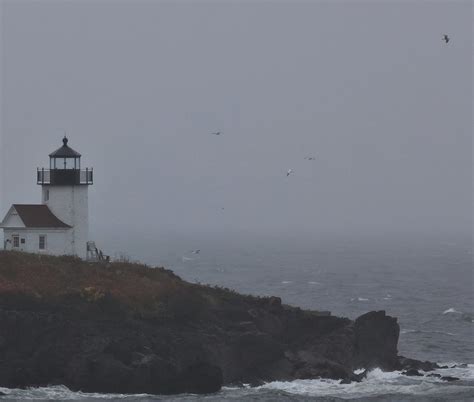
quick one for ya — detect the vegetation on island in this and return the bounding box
[0,250,265,320]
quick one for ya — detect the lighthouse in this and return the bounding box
[0,137,93,259]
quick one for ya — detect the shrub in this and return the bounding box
[80,286,105,302]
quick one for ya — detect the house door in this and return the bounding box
[12,235,20,250]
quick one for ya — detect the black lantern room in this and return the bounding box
[49,136,81,169]
[37,137,93,185]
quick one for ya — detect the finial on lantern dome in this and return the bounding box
[63,136,68,146]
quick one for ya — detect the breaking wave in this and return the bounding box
[252,365,474,399]
[442,308,474,323]
[1,365,473,400]
[401,329,457,336]
[443,307,462,315]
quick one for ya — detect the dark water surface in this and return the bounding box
[2,234,473,400]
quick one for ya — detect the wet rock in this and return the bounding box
[451,363,468,368]
[351,369,368,382]
[402,369,423,376]
[354,311,399,370]
[175,362,223,394]
[398,356,440,372]
[66,354,133,393]
[440,376,460,382]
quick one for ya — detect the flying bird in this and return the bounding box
[304,156,316,161]
[443,34,450,44]
[191,249,201,254]
[286,169,294,177]
[212,132,221,136]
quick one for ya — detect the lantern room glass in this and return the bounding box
[50,156,81,170]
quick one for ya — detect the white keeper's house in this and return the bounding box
[0,137,93,259]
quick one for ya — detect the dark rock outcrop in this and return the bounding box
[402,369,423,377]
[354,311,399,370]
[397,356,442,371]
[0,251,441,394]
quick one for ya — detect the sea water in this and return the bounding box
[1,234,473,400]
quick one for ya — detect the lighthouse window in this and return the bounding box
[64,158,76,169]
[44,189,49,202]
[39,235,46,250]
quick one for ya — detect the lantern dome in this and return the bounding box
[49,136,81,158]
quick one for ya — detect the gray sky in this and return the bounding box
[1,1,472,248]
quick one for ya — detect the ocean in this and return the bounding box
[1,234,473,400]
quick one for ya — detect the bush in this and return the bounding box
[80,286,105,302]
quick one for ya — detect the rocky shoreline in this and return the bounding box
[0,251,453,394]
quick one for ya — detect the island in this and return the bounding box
[0,251,443,394]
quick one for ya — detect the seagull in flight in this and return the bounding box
[212,131,221,136]
[286,169,294,177]
[191,249,201,254]
[443,34,450,44]
[304,156,316,161]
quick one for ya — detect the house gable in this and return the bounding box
[0,206,26,228]
[0,205,71,229]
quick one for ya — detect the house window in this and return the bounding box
[39,235,46,250]
[21,238,25,244]
[12,235,19,248]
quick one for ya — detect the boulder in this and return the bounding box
[440,376,460,382]
[402,369,423,377]
[354,311,399,370]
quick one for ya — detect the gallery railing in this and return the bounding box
[37,168,93,185]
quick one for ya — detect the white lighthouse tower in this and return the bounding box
[0,137,93,258]
[38,137,93,258]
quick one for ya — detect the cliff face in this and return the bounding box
[0,251,429,394]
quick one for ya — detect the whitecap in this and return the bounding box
[358,297,369,302]
[281,281,293,284]
[257,367,474,399]
[434,363,474,380]
[443,308,462,315]
[0,385,148,399]
[400,329,456,336]
[308,281,321,285]
[431,330,456,336]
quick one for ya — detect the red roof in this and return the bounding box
[12,204,71,228]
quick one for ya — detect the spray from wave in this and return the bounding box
[252,365,474,399]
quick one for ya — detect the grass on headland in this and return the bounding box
[0,250,261,319]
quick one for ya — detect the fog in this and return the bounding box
[1,1,472,254]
